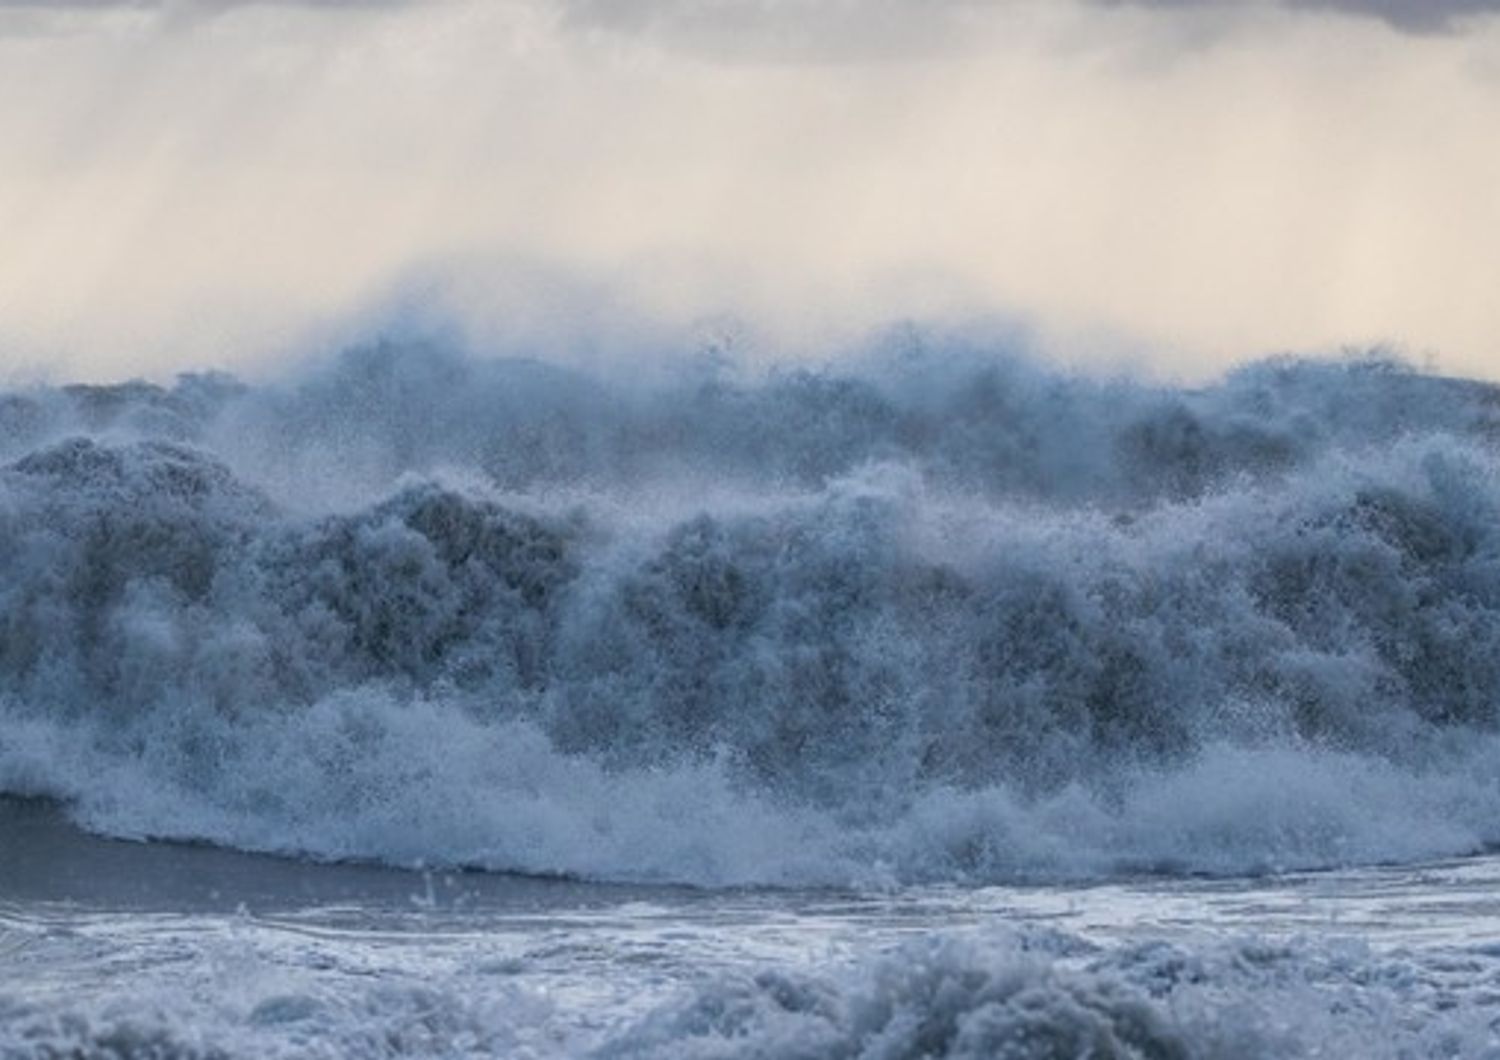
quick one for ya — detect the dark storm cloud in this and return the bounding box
[1098,0,1500,32]
[1293,0,1500,31]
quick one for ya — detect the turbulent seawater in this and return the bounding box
[5,339,1500,1055]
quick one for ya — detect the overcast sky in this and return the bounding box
[1,0,1497,381]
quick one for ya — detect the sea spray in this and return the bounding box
[4,342,1500,884]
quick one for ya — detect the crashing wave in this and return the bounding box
[3,341,1500,884]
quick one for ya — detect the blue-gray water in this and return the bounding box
[5,339,1500,1055]
[6,799,1500,1057]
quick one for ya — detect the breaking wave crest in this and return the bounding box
[4,339,1500,885]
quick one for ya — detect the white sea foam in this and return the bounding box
[4,918,1495,1059]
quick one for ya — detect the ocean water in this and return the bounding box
[4,339,1500,1056]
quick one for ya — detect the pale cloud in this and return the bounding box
[0,0,1497,383]
[0,0,404,7]
[555,0,999,62]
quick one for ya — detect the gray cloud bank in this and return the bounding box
[1108,0,1500,32]
[551,0,1500,67]
[2,0,1498,34]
